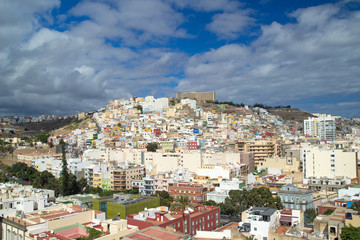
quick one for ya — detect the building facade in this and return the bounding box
[302,147,358,180]
[304,116,336,141]
[236,140,281,166]
[278,184,314,210]
[110,166,145,191]
[127,205,220,236]
[168,182,208,203]
[176,91,216,102]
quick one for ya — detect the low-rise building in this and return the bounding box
[168,182,208,203]
[305,177,352,192]
[131,176,156,196]
[312,202,358,240]
[206,178,244,203]
[0,203,106,240]
[127,205,220,236]
[239,207,279,240]
[278,184,314,211]
[0,184,54,217]
[93,193,160,219]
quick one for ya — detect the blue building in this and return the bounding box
[278,184,313,210]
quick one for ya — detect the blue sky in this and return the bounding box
[1,0,360,117]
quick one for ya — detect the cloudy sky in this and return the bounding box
[1,0,360,117]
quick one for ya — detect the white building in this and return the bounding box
[239,207,279,240]
[0,184,54,217]
[206,178,244,203]
[131,176,156,196]
[196,165,233,180]
[302,146,358,179]
[304,116,336,141]
[338,186,360,200]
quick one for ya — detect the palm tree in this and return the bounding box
[170,195,194,234]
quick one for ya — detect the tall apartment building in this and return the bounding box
[176,91,216,102]
[236,140,281,166]
[304,116,336,141]
[110,166,145,191]
[302,147,358,180]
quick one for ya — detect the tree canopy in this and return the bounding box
[36,132,50,144]
[219,187,283,217]
[155,190,173,207]
[146,142,158,152]
[170,195,193,233]
[60,139,71,196]
[351,201,360,214]
[304,208,317,223]
[340,225,360,240]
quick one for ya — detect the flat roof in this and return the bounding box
[127,226,185,240]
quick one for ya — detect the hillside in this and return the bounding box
[267,108,314,122]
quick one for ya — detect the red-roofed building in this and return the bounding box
[127,205,220,236]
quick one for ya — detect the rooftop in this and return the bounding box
[125,226,186,240]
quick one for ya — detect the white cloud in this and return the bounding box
[0,0,60,50]
[206,10,255,39]
[178,2,360,117]
[170,0,242,12]
[69,0,187,45]
[0,0,187,115]
[1,0,359,118]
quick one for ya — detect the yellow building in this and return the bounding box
[93,172,103,188]
[176,91,216,102]
[261,156,300,172]
[236,140,281,166]
[110,166,145,191]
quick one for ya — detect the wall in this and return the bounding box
[47,210,94,230]
[107,197,160,219]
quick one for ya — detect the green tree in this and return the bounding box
[125,188,139,194]
[323,209,334,215]
[219,187,283,217]
[304,208,317,223]
[134,105,143,113]
[33,171,55,189]
[77,226,104,240]
[60,139,71,196]
[36,132,50,144]
[146,142,158,152]
[0,172,9,183]
[10,162,28,174]
[170,195,193,233]
[48,138,54,148]
[203,200,218,206]
[155,190,173,207]
[70,173,80,195]
[78,177,89,192]
[351,201,360,214]
[340,225,360,240]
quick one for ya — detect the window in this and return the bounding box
[254,227,257,231]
